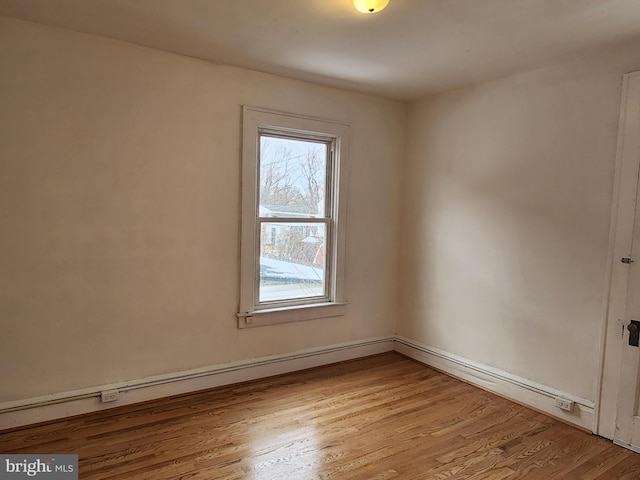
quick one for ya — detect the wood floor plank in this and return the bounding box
[2,352,640,479]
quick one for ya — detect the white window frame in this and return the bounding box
[237,107,349,328]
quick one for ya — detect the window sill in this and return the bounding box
[236,302,348,329]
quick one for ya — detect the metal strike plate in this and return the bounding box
[628,320,640,347]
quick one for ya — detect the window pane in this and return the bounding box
[259,222,327,302]
[259,136,327,218]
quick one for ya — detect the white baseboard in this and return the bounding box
[614,439,640,454]
[0,337,395,430]
[394,336,596,432]
[1,336,597,433]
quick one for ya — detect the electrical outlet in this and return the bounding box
[555,397,574,412]
[101,389,119,403]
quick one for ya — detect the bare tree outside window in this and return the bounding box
[259,137,326,216]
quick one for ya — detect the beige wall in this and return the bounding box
[400,40,640,413]
[0,17,405,402]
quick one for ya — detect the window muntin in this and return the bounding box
[239,107,349,327]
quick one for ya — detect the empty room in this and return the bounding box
[3,0,640,478]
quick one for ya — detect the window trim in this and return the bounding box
[238,107,349,328]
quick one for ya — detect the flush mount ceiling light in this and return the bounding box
[353,0,390,14]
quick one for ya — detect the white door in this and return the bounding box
[616,195,640,450]
[611,72,640,452]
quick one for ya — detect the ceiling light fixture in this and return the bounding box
[353,0,390,14]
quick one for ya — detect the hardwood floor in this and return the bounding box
[2,353,640,479]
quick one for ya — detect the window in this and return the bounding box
[238,107,349,328]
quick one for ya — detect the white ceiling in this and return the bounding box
[2,0,640,101]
